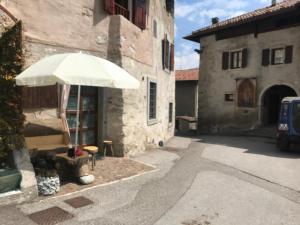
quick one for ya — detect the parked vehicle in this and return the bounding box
[277,97,300,151]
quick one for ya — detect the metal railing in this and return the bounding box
[114,2,129,19]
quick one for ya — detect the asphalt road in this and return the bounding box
[1,136,300,225]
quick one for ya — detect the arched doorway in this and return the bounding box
[261,85,297,126]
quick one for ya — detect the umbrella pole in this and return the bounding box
[75,85,81,152]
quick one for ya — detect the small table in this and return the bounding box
[83,146,98,171]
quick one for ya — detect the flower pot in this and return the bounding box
[36,175,60,196]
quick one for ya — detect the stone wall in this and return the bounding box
[107,1,175,155]
[5,0,110,53]
[198,26,300,133]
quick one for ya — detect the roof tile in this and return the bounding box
[176,69,199,81]
[187,0,300,39]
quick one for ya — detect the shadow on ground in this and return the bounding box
[195,135,300,159]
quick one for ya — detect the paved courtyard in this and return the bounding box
[1,136,300,225]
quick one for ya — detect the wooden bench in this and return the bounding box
[25,134,69,153]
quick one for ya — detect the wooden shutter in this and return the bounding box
[170,43,174,71]
[242,48,248,68]
[285,46,293,64]
[22,85,58,109]
[222,52,229,70]
[262,49,270,66]
[134,1,146,29]
[230,52,235,69]
[271,49,275,65]
[162,39,165,69]
[104,0,115,15]
[165,38,170,69]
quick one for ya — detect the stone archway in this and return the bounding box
[261,85,297,126]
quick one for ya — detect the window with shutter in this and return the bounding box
[223,49,248,70]
[230,51,242,69]
[162,35,173,71]
[285,46,293,64]
[222,52,229,70]
[271,48,285,65]
[148,79,157,122]
[262,49,270,66]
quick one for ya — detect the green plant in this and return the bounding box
[0,21,24,162]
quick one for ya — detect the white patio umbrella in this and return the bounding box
[16,52,139,149]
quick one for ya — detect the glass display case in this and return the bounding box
[66,86,98,146]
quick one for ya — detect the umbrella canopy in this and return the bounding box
[16,53,140,149]
[16,53,140,89]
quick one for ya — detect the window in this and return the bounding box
[272,48,285,64]
[262,46,293,66]
[166,0,174,15]
[231,51,242,69]
[292,102,300,133]
[162,35,174,71]
[225,94,234,102]
[169,103,173,123]
[104,0,147,30]
[222,48,248,70]
[280,103,289,118]
[153,19,157,38]
[148,80,157,121]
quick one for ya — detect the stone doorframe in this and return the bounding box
[258,83,299,127]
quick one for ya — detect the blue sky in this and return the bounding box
[175,0,280,70]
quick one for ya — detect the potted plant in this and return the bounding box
[0,21,25,194]
[0,119,22,194]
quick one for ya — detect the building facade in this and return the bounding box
[175,69,199,118]
[3,0,175,156]
[185,0,300,134]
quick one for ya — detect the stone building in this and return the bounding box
[185,0,300,134]
[3,0,175,155]
[176,68,199,118]
[0,0,174,204]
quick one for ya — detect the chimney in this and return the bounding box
[271,0,277,6]
[212,17,219,25]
